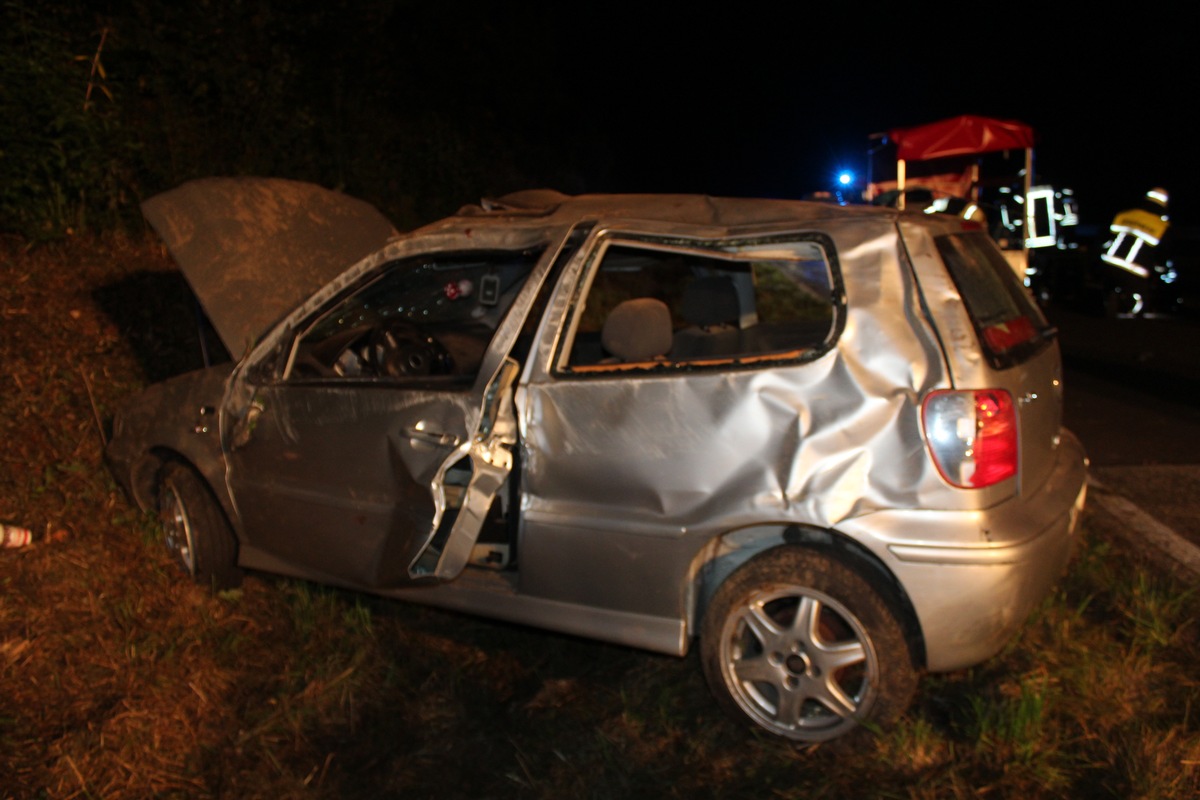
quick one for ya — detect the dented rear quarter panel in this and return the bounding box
[512,214,958,625]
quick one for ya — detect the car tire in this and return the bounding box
[158,461,243,590]
[700,545,917,743]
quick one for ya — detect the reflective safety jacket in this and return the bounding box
[1102,206,1170,278]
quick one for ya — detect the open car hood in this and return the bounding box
[142,177,399,355]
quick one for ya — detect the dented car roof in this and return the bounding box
[143,179,900,354]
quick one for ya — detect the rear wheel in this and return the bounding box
[158,462,243,590]
[700,546,917,742]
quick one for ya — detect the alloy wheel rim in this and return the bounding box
[161,484,197,576]
[720,585,878,741]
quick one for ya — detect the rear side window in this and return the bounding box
[935,232,1055,369]
[557,237,840,373]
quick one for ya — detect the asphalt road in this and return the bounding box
[1050,307,1200,557]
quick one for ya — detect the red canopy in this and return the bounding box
[889,115,1035,162]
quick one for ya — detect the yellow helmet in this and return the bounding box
[1146,187,1169,207]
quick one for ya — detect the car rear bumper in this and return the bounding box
[841,429,1089,671]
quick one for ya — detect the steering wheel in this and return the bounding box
[366,321,453,377]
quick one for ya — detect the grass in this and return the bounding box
[2,234,1200,798]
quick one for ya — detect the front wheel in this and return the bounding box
[700,546,917,742]
[158,462,243,590]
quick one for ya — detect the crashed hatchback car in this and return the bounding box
[107,178,1088,742]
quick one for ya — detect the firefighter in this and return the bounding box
[1101,188,1173,316]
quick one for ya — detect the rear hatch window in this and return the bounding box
[935,232,1056,369]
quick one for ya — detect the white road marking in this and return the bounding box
[1087,475,1200,576]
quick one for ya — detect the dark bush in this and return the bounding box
[0,1,609,238]
[0,1,134,238]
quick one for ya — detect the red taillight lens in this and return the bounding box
[922,389,1017,488]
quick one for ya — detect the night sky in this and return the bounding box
[450,4,1196,228]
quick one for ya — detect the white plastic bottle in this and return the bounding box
[1,524,33,548]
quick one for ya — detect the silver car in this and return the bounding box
[106,178,1088,743]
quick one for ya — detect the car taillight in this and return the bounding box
[922,389,1017,488]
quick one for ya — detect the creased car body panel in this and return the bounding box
[221,222,577,586]
[105,364,235,519]
[513,217,952,622]
[223,382,477,586]
[142,177,399,355]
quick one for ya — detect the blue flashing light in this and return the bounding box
[837,170,855,187]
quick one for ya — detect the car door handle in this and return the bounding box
[403,424,460,447]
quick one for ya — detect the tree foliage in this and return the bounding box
[0,1,133,238]
[0,0,609,237]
